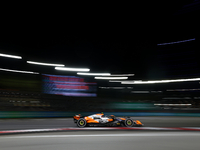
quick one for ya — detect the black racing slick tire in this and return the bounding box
[124,119,134,127]
[77,118,87,128]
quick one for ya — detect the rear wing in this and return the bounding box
[74,114,82,120]
[74,114,80,117]
[73,114,83,123]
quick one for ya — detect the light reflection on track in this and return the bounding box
[0,131,200,150]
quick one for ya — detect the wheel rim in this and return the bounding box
[79,120,85,125]
[127,120,132,125]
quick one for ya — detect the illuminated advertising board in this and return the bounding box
[42,74,97,97]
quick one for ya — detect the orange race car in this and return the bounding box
[73,113,143,128]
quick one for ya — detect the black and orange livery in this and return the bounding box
[73,113,143,128]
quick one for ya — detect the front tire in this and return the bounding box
[124,119,134,127]
[77,118,87,128]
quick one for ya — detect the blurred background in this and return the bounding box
[0,1,199,118]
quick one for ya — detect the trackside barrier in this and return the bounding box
[1,111,200,118]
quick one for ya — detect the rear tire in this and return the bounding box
[77,118,87,128]
[124,119,134,127]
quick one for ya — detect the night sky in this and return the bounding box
[0,1,198,80]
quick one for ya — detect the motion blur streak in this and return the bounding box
[154,104,192,106]
[95,77,128,80]
[157,38,195,45]
[109,80,128,82]
[0,53,22,59]
[131,91,150,93]
[27,61,65,67]
[55,67,90,72]
[4,133,200,139]
[105,74,134,76]
[167,89,200,91]
[121,77,200,84]
[99,87,132,89]
[77,72,111,76]
[0,68,39,74]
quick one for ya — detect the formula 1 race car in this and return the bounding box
[73,113,143,128]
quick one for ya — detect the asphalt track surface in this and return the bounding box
[0,117,200,150]
[0,116,200,130]
[1,131,200,150]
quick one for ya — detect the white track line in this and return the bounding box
[1,127,200,134]
[4,133,200,139]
